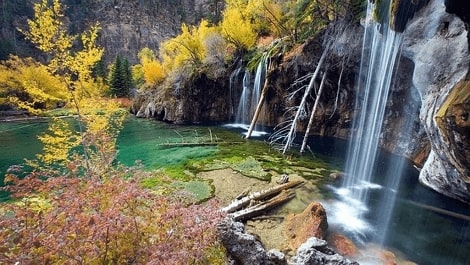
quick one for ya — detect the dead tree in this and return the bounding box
[300,70,328,153]
[270,42,331,154]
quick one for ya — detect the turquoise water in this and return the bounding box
[116,117,217,169]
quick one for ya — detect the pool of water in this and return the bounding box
[1,117,469,264]
[306,136,470,265]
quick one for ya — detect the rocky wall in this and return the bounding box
[402,0,470,203]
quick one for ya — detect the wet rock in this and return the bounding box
[284,202,328,250]
[327,233,358,257]
[329,172,347,181]
[291,237,359,265]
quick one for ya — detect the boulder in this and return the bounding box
[290,237,359,265]
[284,202,328,250]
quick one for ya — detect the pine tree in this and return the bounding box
[109,55,129,97]
[121,57,133,95]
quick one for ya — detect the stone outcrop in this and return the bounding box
[0,0,217,64]
[402,0,470,203]
[132,72,230,123]
[284,202,328,250]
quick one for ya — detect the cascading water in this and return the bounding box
[229,62,243,118]
[234,54,268,125]
[327,0,405,244]
[235,71,252,124]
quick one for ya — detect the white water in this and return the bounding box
[235,71,252,124]
[234,54,268,125]
[328,0,406,243]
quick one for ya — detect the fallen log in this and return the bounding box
[221,179,304,213]
[230,189,296,221]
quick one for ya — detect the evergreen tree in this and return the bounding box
[121,57,133,94]
[92,59,107,80]
[109,55,132,97]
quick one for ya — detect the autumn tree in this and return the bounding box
[0,56,68,114]
[133,47,165,88]
[220,1,257,52]
[18,0,103,99]
[160,19,225,82]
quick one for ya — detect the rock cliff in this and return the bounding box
[0,0,219,63]
[402,0,470,203]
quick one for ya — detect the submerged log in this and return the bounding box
[221,179,304,214]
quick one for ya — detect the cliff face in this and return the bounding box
[402,0,470,203]
[0,0,219,64]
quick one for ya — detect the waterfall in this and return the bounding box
[235,71,252,124]
[344,2,403,200]
[229,63,242,119]
[328,0,405,244]
[234,54,268,125]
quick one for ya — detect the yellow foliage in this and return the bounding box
[220,7,257,50]
[36,117,81,165]
[20,0,103,103]
[143,60,165,85]
[136,47,165,86]
[67,24,104,84]
[0,56,68,114]
[161,19,217,74]
[19,0,73,56]
[15,196,52,213]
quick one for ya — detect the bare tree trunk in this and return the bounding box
[300,71,328,153]
[281,44,330,154]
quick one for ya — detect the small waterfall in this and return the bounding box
[328,0,405,244]
[229,63,243,118]
[234,54,268,125]
[235,71,252,124]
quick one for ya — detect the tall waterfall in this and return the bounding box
[329,0,405,243]
[344,1,403,200]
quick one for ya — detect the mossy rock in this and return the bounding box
[173,180,213,202]
[232,156,270,180]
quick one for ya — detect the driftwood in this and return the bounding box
[230,190,296,221]
[221,179,304,221]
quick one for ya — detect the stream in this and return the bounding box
[0,116,469,265]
